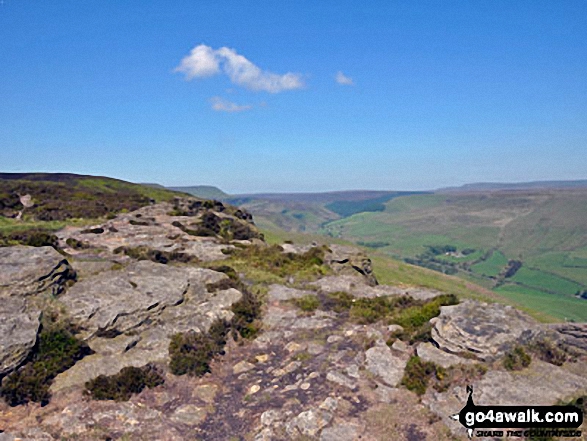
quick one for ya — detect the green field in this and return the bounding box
[495,284,587,322]
[470,251,508,277]
[247,189,587,322]
[510,267,583,296]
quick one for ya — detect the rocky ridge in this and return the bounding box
[0,198,585,440]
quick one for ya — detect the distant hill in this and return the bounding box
[0,173,180,221]
[439,180,587,192]
[169,185,229,200]
[227,190,421,204]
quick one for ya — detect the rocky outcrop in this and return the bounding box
[51,262,242,392]
[431,300,539,360]
[0,297,41,376]
[325,244,378,286]
[416,342,475,368]
[0,246,74,298]
[550,322,587,352]
[311,273,445,301]
[59,260,227,338]
[268,284,315,302]
[56,200,263,263]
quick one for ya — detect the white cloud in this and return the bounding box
[175,44,304,93]
[335,71,354,86]
[174,44,220,79]
[210,96,252,113]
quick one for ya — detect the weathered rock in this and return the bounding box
[431,300,539,360]
[416,342,475,368]
[311,274,444,301]
[286,408,333,437]
[550,322,587,353]
[326,370,357,390]
[52,264,242,392]
[59,260,226,338]
[192,384,218,404]
[0,246,74,297]
[320,423,360,441]
[365,345,408,387]
[233,360,255,375]
[268,284,315,302]
[0,297,41,376]
[56,201,253,262]
[325,244,378,286]
[391,339,409,353]
[170,404,208,425]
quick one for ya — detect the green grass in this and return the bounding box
[470,251,508,277]
[510,267,584,296]
[525,251,587,286]
[494,284,587,322]
[0,217,93,235]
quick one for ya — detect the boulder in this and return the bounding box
[365,345,408,387]
[59,260,226,338]
[52,264,242,392]
[0,297,41,376]
[431,300,539,360]
[0,246,74,297]
[325,244,378,286]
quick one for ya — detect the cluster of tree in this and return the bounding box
[403,244,468,275]
[576,290,587,300]
[501,260,523,278]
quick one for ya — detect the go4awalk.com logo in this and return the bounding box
[451,386,584,438]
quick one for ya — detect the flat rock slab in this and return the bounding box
[0,297,41,376]
[59,260,227,338]
[416,342,476,369]
[310,275,399,298]
[431,300,538,360]
[0,246,66,297]
[310,275,443,301]
[550,322,587,353]
[268,284,315,302]
[320,423,361,441]
[365,345,408,387]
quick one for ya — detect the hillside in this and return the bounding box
[0,176,587,441]
[228,186,587,322]
[169,185,229,200]
[0,174,585,440]
[0,173,179,223]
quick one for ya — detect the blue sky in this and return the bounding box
[1,1,586,193]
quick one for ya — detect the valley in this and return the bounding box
[178,184,587,322]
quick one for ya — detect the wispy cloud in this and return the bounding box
[335,71,354,86]
[210,96,252,113]
[175,44,304,93]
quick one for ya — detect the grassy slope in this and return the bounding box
[253,190,587,322]
[257,222,559,323]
